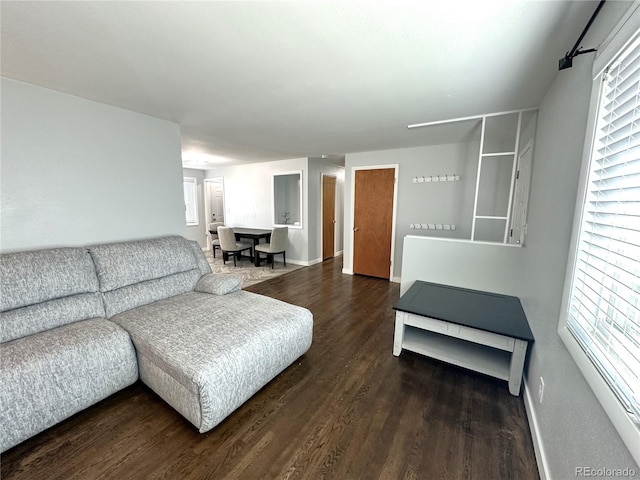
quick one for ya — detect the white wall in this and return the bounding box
[400,236,523,296]
[307,160,345,264]
[182,168,207,247]
[344,142,480,278]
[0,78,185,252]
[205,157,309,264]
[518,2,639,477]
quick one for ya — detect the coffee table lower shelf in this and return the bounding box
[401,326,512,381]
[394,311,528,395]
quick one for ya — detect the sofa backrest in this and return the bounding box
[0,248,105,343]
[89,236,211,317]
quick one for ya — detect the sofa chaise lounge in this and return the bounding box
[0,235,313,452]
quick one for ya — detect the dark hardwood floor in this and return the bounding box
[1,257,539,480]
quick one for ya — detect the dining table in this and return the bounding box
[209,227,272,267]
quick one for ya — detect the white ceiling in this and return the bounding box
[1,1,600,168]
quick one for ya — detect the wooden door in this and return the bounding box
[353,168,395,279]
[322,175,336,260]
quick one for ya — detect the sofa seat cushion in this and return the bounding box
[110,290,313,433]
[0,319,139,452]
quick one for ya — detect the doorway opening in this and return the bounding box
[204,177,225,250]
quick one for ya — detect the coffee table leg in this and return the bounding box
[508,340,528,396]
[253,239,259,266]
[393,312,405,356]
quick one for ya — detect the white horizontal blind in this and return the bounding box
[183,177,198,226]
[567,34,640,422]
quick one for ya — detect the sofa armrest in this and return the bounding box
[194,274,242,295]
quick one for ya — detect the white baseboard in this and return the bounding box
[287,259,309,266]
[336,250,344,256]
[523,379,550,480]
[308,257,323,266]
[391,276,401,283]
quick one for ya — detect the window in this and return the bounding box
[183,177,199,226]
[559,26,640,463]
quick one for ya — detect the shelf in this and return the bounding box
[481,152,515,157]
[474,215,508,220]
[402,326,511,381]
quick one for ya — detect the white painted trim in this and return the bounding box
[203,177,224,250]
[471,118,485,240]
[559,327,640,466]
[593,2,640,78]
[286,258,310,266]
[342,267,354,275]
[349,164,399,281]
[403,234,522,248]
[523,379,550,480]
[273,170,303,229]
[335,249,344,256]
[391,276,401,283]
[308,257,323,266]
[503,111,522,243]
[407,107,538,129]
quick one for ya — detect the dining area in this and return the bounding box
[209,224,288,269]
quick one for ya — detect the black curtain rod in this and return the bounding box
[559,0,606,70]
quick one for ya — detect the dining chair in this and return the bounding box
[209,222,224,258]
[217,226,252,267]
[255,227,288,269]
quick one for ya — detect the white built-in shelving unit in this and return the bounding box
[408,108,537,245]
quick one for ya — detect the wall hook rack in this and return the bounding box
[413,174,459,183]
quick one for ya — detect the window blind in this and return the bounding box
[183,177,198,225]
[567,33,640,422]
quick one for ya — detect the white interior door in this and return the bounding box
[509,140,533,245]
[204,177,225,249]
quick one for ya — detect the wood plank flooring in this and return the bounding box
[1,257,539,479]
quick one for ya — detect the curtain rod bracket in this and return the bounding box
[558,0,606,70]
[559,47,599,70]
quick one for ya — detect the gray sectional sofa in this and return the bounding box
[0,236,313,452]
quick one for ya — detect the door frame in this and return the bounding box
[321,173,337,261]
[348,164,399,281]
[203,177,224,250]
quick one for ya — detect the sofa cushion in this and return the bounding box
[194,273,242,296]
[1,293,105,344]
[0,318,138,452]
[188,240,213,276]
[0,247,100,312]
[102,270,202,318]
[89,236,202,292]
[89,236,212,317]
[110,290,313,433]
[0,248,105,342]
